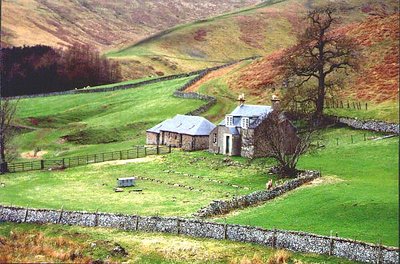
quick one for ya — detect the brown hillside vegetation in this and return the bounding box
[197,12,399,104]
[1,0,262,51]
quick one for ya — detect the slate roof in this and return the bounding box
[230,104,272,117]
[219,104,272,126]
[147,115,216,136]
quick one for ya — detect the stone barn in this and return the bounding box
[209,95,297,158]
[146,115,216,151]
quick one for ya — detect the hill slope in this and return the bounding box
[1,0,261,51]
[107,0,302,78]
[108,0,398,79]
[13,77,204,159]
[182,5,399,122]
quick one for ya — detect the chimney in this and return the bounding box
[237,93,246,106]
[271,94,280,111]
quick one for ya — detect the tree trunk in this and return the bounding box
[0,137,7,174]
[315,71,326,120]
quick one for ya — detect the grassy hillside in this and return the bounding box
[2,125,398,246]
[107,0,301,78]
[1,0,261,51]
[13,77,204,159]
[0,223,356,263]
[181,8,399,122]
[0,151,277,216]
[220,128,399,246]
[108,0,398,78]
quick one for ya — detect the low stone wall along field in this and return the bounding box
[0,205,398,264]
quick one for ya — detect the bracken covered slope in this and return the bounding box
[183,2,399,122]
[1,0,262,51]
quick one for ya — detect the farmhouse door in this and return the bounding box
[224,135,231,155]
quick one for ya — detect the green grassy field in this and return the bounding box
[0,151,276,216]
[0,222,357,263]
[220,128,399,246]
[2,125,398,246]
[325,100,399,123]
[13,76,204,160]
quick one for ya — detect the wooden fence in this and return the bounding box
[325,99,368,110]
[5,145,171,173]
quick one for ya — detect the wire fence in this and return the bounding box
[325,99,368,110]
[312,132,392,149]
[5,145,171,173]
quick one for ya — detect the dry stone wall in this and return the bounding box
[194,170,321,218]
[6,56,259,100]
[0,205,398,263]
[325,115,399,134]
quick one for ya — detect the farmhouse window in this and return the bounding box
[213,133,217,143]
[226,115,233,127]
[241,117,250,129]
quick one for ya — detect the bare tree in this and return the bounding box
[256,111,312,178]
[279,6,360,119]
[0,97,18,173]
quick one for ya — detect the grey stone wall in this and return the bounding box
[162,131,181,147]
[241,128,255,158]
[325,116,399,134]
[194,171,321,218]
[208,126,242,156]
[181,135,209,151]
[146,132,159,145]
[0,205,398,263]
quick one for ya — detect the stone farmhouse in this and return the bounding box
[209,94,287,158]
[146,114,216,151]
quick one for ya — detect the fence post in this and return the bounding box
[0,162,8,173]
[272,228,276,248]
[157,145,160,155]
[23,207,29,222]
[62,158,65,168]
[177,219,180,235]
[94,209,99,226]
[329,230,334,256]
[119,151,122,160]
[57,206,64,224]
[376,241,383,264]
[135,216,139,231]
[144,147,147,156]
[169,145,172,153]
[136,146,139,158]
[365,103,368,110]
[364,133,366,141]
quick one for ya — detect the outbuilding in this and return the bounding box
[146,115,216,151]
